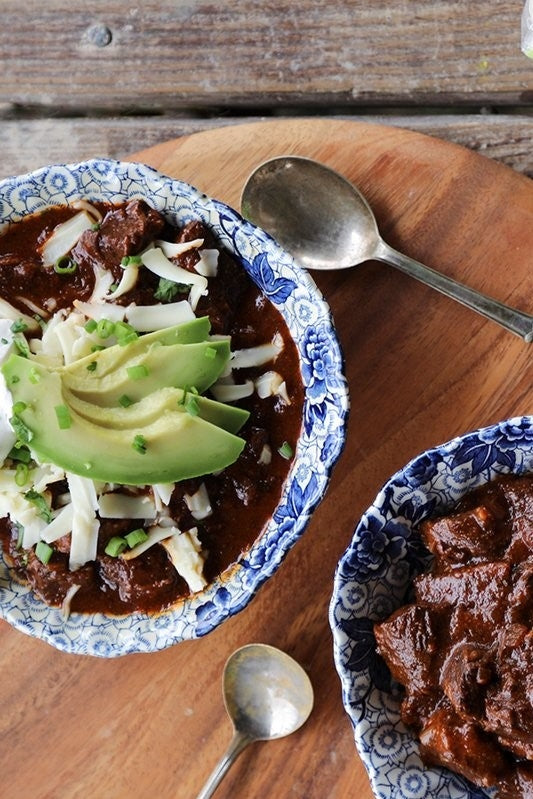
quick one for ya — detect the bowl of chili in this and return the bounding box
[330,416,533,799]
[0,158,348,656]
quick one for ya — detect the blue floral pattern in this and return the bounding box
[330,416,533,799]
[0,159,349,657]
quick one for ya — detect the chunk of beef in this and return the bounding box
[98,546,182,607]
[72,199,165,273]
[421,504,510,568]
[419,703,511,788]
[501,477,533,561]
[498,762,533,799]
[415,561,511,645]
[439,641,494,722]
[506,560,533,626]
[375,604,441,727]
[484,624,533,754]
[24,548,94,606]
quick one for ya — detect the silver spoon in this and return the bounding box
[241,155,533,342]
[195,643,314,799]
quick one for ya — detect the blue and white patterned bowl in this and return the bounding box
[0,158,349,657]
[330,416,533,799]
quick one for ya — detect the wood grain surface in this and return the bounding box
[1,119,532,799]
[0,1,529,110]
[4,114,533,184]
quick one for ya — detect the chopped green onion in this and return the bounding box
[10,415,33,444]
[0,338,7,344]
[125,528,148,548]
[8,445,31,463]
[91,344,105,352]
[54,404,72,430]
[96,318,116,339]
[24,489,52,523]
[278,441,294,460]
[132,434,147,454]
[184,393,200,416]
[119,394,133,408]
[13,335,30,358]
[204,346,217,360]
[15,462,29,486]
[86,361,97,372]
[121,255,143,267]
[109,283,118,293]
[114,321,138,346]
[91,222,101,232]
[36,541,54,564]
[10,318,28,333]
[12,401,27,415]
[33,315,46,331]
[54,256,78,274]
[105,536,128,557]
[28,366,41,384]
[84,319,97,333]
[127,364,149,380]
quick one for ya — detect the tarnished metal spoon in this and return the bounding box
[195,643,314,799]
[241,155,533,342]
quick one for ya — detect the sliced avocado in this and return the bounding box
[62,339,230,406]
[65,385,250,434]
[2,355,245,485]
[62,316,212,379]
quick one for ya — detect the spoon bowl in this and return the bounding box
[196,643,314,798]
[241,155,533,342]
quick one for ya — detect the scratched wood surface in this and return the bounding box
[0,118,531,799]
[0,0,530,109]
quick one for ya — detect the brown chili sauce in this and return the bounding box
[0,200,304,615]
[375,474,533,799]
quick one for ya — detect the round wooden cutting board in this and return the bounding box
[1,119,532,799]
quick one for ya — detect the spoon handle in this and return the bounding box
[376,240,533,342]
[195,730,252,799]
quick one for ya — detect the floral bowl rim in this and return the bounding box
[329,415,533,799]
[0,157,349,657]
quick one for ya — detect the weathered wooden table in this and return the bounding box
[1,4,532,799]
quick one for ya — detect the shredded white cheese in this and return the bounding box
[153,483,174,510]
[258,444,272,465]
[106,264,139,300]
[231,340,283,370]
[195,249,219,278]
[184,483,212,521]
[41,503,74,543]
[121,524,176,560]
[155,238,204,258]
[0,491,48,548]
[0,299,40,332]
[141,248,208,312]
[160,527,207,593]
[67,473,99,570]
[254,370,291,404]
[89,266,115,304]
[61,583,81,620]
[40,211,93,266]
[210,379,254,403]
[125,300,195,331]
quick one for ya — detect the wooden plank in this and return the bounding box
[2,114,533,182]
[1,1,531,111]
